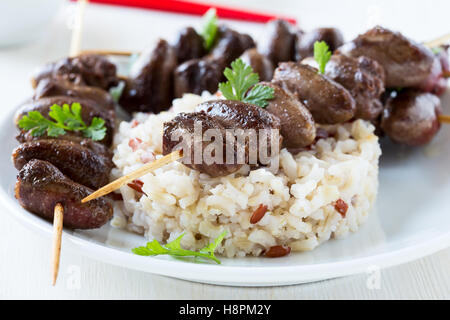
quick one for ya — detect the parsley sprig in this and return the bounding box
[219,58,274,108]
[132,230,227,264]
[18,103,107,141]
[314,41,332,74]
[200,8,218,51]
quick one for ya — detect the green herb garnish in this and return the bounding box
[18,103,107,141]
[431,46,443,55]
[219,58,275,108]
[132,230,227,264]
[314,41,332,74]
[200,8,218,51]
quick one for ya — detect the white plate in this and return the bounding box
[2,88,450,286]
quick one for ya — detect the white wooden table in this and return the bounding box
[0,0,449,299]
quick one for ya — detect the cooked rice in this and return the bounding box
[111,94,381,257]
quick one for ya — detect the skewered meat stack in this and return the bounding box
[13,54,120,229]
[83,21,450,202]
[11,8,450,265]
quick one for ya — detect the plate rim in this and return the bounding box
[2,185,449,286]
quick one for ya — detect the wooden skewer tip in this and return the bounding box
[81,150,183,203]
[424,33,450,48]
[51,203,64,286]
[438,115,450,124]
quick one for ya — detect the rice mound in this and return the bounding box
[111,94,381,257]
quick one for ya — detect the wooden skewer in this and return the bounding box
[70,0,89,57]
[51,203,64,286]
[80,49,136,57]
[50,0,89,286]
[81,150,183,203]
[424,33,450,49]
[438,115,450,124]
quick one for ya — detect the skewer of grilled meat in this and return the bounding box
[337,26,445,93]
[32,53,119,90]
[14,70,117,229]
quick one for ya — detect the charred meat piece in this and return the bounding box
[295,27,344,61]
[240,48,274,81]
[12,139,113,189]
[260,82,316,148]
[258,19,296,67]
[163,111,244,177]
[15,159,113,229]
[119,39,177,113]
[174,58,223,97]
[196,99,282,161]
[16,96,115,146]
[338,26,441,89]
[208,25,255,68]
[273,62,356,124]
[174,27,205,64]
[381,90,441,146]
[34,78,115,111]
[32,54,118,90]
[324,54,386,120]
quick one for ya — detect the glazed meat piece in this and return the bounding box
[240,48,274,81]
[163,111,244,177]
[208,25,255,68]
[338,26,441,88]
[16,130,113,161]
[381,90,441,146]
[427,45,450,96]
[324,54,386,120]
[15,159,113,229]
[196,99,281,134]
[258,19,296,66]
[260,82,316,148]
[295,27,344,61]
[174,27,205,64]
[34,78,115,111]
[196,100,282,161]
[32,54,118,90]
[16,96,115,146]
[119,39,177,113]
[174,59,223,97]
[12,139,113,189]
[272,62,356,124]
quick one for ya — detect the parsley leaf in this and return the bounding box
[200,8,218,51]
[314,41,332,74]
[18,102,107,141]
[132,230,228,264]
[218,58,274,108]
[243,84,275,108]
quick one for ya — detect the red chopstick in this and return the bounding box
[72,0,297,24]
